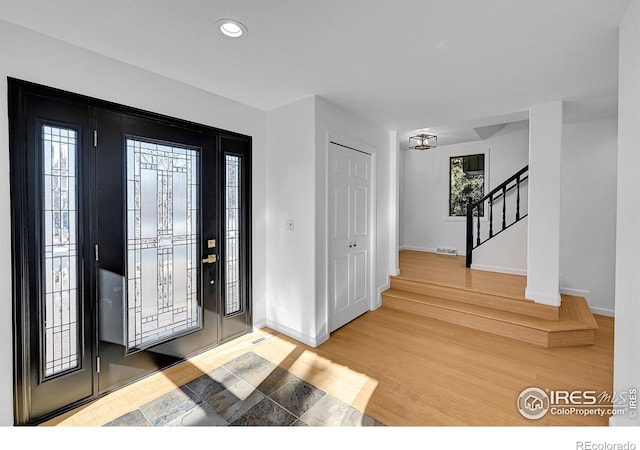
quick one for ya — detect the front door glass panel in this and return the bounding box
[125,138,200,351]
[224,154,242,316]
[42,125,80,378]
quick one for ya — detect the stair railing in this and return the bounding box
[465,165,528,268]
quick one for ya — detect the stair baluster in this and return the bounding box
[489,196,494,238]
[476,205,481,246]
[516,176,521,221]
[502,185,507,230]
[465,202,473,268]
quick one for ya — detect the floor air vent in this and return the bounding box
[251,333,274,345]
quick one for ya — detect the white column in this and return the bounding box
[389,130,400,276]
[612,0,640,426]
[525,101,563,307]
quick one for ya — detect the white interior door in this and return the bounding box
[329,142,372,332]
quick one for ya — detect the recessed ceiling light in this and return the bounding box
[216,19,247,38]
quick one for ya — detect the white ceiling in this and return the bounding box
[0,0,630,140]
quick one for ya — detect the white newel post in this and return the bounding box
[525,101,563,307]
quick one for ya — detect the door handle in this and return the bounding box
[202,254,217,264]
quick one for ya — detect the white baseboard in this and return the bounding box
[265,320,329,348]
[588,306,615,317]
[471,263,527,276]
[525,287,562,307]
[399,246,436,253]
[376,281,390,308]
[559,287,591,304]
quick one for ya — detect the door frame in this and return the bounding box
[8,78,253,425]
[325,132,377,334]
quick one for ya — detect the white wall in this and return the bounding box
[265,96,318,344]
[315,96,392,338]
[472,218,528,276]
[0,21,268,426]
[560,118,618,316]
[612,0,640,426]
[264,96,392,346]
[401,120,530,257]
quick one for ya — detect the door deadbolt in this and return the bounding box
[202,254,217,264]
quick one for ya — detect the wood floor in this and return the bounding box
[44,306,614,427]
[397,250,528,299]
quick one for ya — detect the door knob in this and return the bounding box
[202,254,217,264]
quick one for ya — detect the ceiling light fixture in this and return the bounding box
[408,133,437,150]
[216,19,248,38]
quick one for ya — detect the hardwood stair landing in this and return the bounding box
[383,251,599,348]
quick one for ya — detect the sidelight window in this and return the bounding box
[225,154,242,316]
[42,125,80,377]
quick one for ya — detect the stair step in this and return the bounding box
[390,277,559,320]
[382,288,598,348]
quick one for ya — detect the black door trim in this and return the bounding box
[9,77,31,426]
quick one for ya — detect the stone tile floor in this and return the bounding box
[105,351,385,427]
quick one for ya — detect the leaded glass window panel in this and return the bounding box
[42,125,80,377]
[225,154,242,316]
[126,138,200,350]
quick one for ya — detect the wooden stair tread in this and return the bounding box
[390,276,560,320]
[558,294,600,328]
[391,274,530,302]
[382,288,598,332]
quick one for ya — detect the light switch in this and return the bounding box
[285,220,294,232]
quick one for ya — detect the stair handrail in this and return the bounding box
[472,165,528,207]
[466,165,529,268]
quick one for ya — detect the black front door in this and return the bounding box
[9,79,252,425]
[94,108,221,393]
